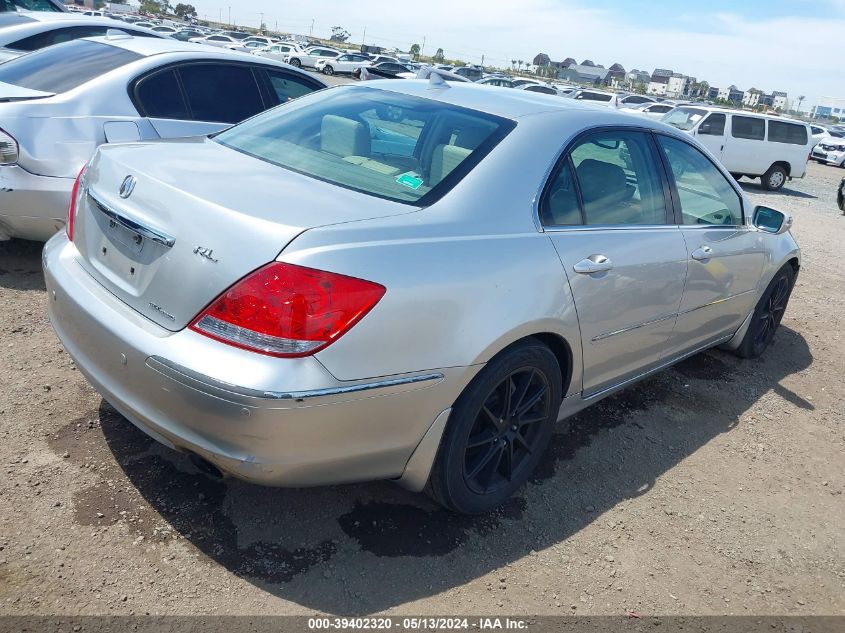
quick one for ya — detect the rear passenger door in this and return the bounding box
[541,129,688,395]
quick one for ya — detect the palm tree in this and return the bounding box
[511,59,517,71]
[517,59,524,72]
[409,43,420,60]
[796,95,806,113]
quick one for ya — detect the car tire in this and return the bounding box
[323,65,334,76]
[289,58,301,68]
[761,164,788,191]
[734,264,795,359]
[427,339,562,514]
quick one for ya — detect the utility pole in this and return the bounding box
[227,6,231,27]
[259,11,263,30]
[362,26,366,47]
[310,19,314,36]
[421,35,425,57]
[218,8,221,24]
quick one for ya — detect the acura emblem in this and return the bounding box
[119,175,136,199]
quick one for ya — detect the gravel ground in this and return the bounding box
[0,162,843,617]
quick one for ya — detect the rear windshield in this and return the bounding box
[662,106,707,130]
[578,92,613,102]
[0,39,141,92]
[0,0,61,11]
[214,86,515,205]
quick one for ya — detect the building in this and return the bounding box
[708,86,720,100]
[666,73,692,98]
[647,68,673,96]
[558,64,611,85]
[812,96,845,119]
[717,85,743,104]
[742,88,763,107]
[626,69,650,86]
[607,63,626,89]
[771,91,788,111]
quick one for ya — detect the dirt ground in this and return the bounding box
[0,162,842,617]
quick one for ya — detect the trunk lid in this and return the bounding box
[0,80,54,102]
[74,136,412,330]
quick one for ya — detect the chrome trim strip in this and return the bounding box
[677,289,755,317]
[544,224,680,233]
[591,312,677,342]
[88,190,176,248]
[146,355,444,401]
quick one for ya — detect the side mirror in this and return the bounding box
[698,123,711,135]
[753,206,793,235]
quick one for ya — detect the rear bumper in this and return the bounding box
[43,233,469,487]
[0,165,72,241]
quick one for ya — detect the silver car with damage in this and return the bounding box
[0,34,325,241]
[44,79,800,514]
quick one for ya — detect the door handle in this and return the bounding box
[691,245,713,261]
[573,254,613,274]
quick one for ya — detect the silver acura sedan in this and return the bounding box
[44,80,799,514]
[0,34,325,241]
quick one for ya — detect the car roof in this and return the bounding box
[674,104,809,125]
[361,79,642,119]
[0,14,164,40]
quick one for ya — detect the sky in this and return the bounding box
[187,0,845,110]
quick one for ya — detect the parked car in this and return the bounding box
[662,106,812,190]
[150,25,178,34]
[452,65,483,81]
[286,46,341,69]
[368,55,399,65]
[477,77,515,88]
[0,0,66,11]
[230,40,267,52]
[188,33,247,51]
[566,88,616,106]
[613,93,655,108]
[316,52,371,76]
[811,137,845,167]
[0,12,163,56]
[43,80,799,514]
[353,61,415,79]
[170,29,206,41]
[520,83,559,95]
[511,78,541,88]
[251,41,306,62]
[0,35,326,241]
[620,102,676,119]
[242,35,273,46]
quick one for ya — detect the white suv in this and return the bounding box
[286,47,340,69]
[316,52,371,76]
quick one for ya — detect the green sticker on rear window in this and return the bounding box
[396,171,424,190]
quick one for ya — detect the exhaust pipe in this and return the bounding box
[188,453,223,479]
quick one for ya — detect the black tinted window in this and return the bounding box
[732,116,765,141]
[768,121,808,145]
[569,131,667,225]
[0,0,62,11]
[179,64,263,123]
[579,92,613,102]
[134,69,189,119]
[264,69,319,104]
[624,96,651,104]
[700,113,726,136]
[9,25,107,51]
[541,160,581,226]
[0,39,140,92]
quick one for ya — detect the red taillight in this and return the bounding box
[66,165,87,242]
[189,262,386,357]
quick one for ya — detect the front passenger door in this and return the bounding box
[542,130,688,395]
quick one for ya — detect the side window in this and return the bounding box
[133,69,189,119]
[569,131,668,226]
[768,121,808,145]
[699,113,725,136]
[178,64,264,123]
[656,135,742,226]
[10,26,102,51]
[732,115,765,141]
[263,69,319,104]
[540,159,581,226]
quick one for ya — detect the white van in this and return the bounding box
[661,106,812,190]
